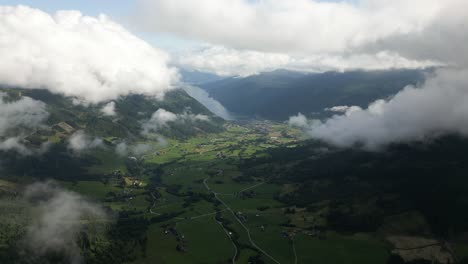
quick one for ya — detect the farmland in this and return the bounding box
[3,120,467,263]
[46,121,392,264]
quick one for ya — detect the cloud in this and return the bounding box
[135,0,460,59]
[142,108,178,133]
[176,46,291,77]
[141,108,210,135]
[115,142,129,156]
[288,113,310,129]
[0,92,50,155]
[115,138,168,157]
[0,5,178,104]
[325,105,361,114]
[138,0,466,76]
[20,182,110,264]
[0,137,31,154]
[100,101,116,116]
[67,131,103,152]
[293,69,468,150]
[0,92,49,136]
[176,46,438,77]
[116,142,152,156]
[131,143,153,156]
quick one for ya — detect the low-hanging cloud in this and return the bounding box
[115,137,168,157]
[0,137,31,154]
[0,5,178,104]
[176,46,438,77]
[142,108,210,135]
[292,69,468,150]
[20,182,110,264]
[67,130,103,152]
[0,92,49,136]
[0,92,49,155]
[288,113,310,129]
[100,101,117,116]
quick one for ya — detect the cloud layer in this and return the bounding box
[21,182,109,264]
[0,5,178,103]
[138,0,465,76]
[176,46,438,77]
[136,0,460,59]
[291,69,468,149]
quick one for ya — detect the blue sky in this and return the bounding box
[0,0,133,17]
[0,0,355,15]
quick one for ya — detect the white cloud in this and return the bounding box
[142,108,210,135]
[148,0,468,149]
[0,137,31,154]
[142,108,178,134]
[0,92,49,136]
[294,69,468,150]
[0,5,178,104]
[115,138,168,156]
[100,101,116,116]
[176,46,439,77]
[0,93,49,155]
[67,131,103,152]
[115,141,153,156]
[138,0,466,76]
[115,142,129,156]
[136,0,459,59]
[131,143,153,156]
[176,46,291,77]
[21,182,109,264]
[325,105,361,114]
[288,113,310,129]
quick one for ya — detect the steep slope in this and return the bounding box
[179,68,224,85]
[200,69,428,120]
[0,87,224,151]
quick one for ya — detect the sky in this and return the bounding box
[0,0,357,52]
[1,0,468,149]
[0,0,197,51]
[0,0,133,17]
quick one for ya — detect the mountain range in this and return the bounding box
[196,69,429,120]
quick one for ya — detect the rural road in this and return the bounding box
[215,216,238,264]
[203,178,282,264]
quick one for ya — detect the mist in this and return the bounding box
[19,182,110,264]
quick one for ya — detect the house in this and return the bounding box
[57,122,75,133]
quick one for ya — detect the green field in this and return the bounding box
[45,122,398,264]
[5,120,462,264]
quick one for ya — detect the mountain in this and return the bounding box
[0,87,224,144]
[244,134,468,237]
[179,68,224,85]
[200,69,428,120]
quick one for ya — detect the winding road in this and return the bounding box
[203,178,282,264]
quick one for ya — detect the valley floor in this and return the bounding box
[2,121,467,264]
